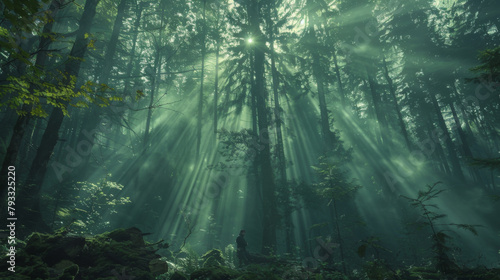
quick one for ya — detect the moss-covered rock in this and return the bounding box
[201,249,225,267]
[0,227,166,280]
[24,232,86,266]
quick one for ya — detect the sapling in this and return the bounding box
[313,155,360,274]
[401,182,481,274]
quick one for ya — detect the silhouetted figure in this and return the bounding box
[236,229,250,267]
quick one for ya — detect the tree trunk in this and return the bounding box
[0,0,64,208]
[248,0,277,254]
[312,50,331,146]
[382,57,411,150]
[365,66,390,146]
[23,0,101,233]
[332,48,346,106]
[100,0,129,85]
[213,5,221,135]
[144,50,160,147]
[197,0,207,158]
[428,92,465,181]
[267,0,294,254]
[449,101,483,185]
[331,199,347,274]
[74,0,130,179]
[123,2,145,96]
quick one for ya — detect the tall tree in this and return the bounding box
[196,0,207,158]
[0,0,66,205]
[247,0,278,254]
[23,0,101,233]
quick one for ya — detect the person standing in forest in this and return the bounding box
[236,230,250,267]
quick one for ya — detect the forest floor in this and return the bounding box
[0,227,498,280]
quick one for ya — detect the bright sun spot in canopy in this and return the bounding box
[247,38,253,43]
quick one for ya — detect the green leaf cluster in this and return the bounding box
[0,69,123,117]
[54,174,131,235]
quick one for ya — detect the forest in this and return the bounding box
[0,0,499,279]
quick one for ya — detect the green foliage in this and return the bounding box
[212,129,260,169]
[312,155,361,201]
[0,0,122,118]
[363,259,397,280]
[0,227,163,279]
[224,244,236,268]
[468,46,500,85]
[401,182,482,273]
[1,0,51,32]
[0,69,123,117]
[0,0,52,66]
[175,244,201,275]
[201,249,225,267]
[53,174,131,234]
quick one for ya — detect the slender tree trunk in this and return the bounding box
[101,0,129,85]
[428,92,465,181]
[382,57,411,150]
[305,11,331,147]
[144,50,160,147]
[123,2,145,96]
[250,54,258,135]
[365,66,390,146]
[267,0,294,254]
[144,4,168,150]
[312,50,331,146]
[449,101,484,184]
[332,48,346,106]
[331,199,346,274]
[74,0,130,179]
[425,119,451,175]
[197,0,207,158]
[213,5,221,135]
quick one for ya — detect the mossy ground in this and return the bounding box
[0,227,167,280]
[1,230,498,280]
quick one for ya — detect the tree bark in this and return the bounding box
[267,0,294,254]
[248,0,277,254]
[428,92,465,181]
[23,0,101,233]
[123,2,145,96]
[332,48,346,106]
[382,57,411,150]
[197,0,207,158]
[0,0,65,212]
[213,4,221,135]
[365,66,390,146]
